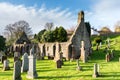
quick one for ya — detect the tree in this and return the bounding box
[44,22,54,31]
[0,35,6,51]
[41,31,55,42]
[56,26,67,42]
[12,20,32,39]
[37,29,46,42]
[4,20,32,45]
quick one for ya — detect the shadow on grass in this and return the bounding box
[101,72,120,78]
[36,75,88,79]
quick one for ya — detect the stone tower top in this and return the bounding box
[78,11,84,24]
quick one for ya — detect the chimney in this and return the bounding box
[78,11,84,25]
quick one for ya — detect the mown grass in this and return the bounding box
[0,34,120,80]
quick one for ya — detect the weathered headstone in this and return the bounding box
[76,59,82,71]
[1,56,7,63]
[21,53,29,72]
[29,46,35,55]
[106,54,110,62]
[3,60,10,71]
[110,50,114,59]
[92,63,99,78]
[27,53,38,79]
[56,60,62,68]
[13,60,22,80]
[80,41,87,63]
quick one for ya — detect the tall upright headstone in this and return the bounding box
[80,41,87,63]
[27,47,38,79]
[76,59,82,71]
[92,63,99,78]
[21,52,29,72]
[13,60,22,80]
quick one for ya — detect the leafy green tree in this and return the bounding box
[41,31,55,42]
[56,26,67,42]
[0,35,6,51]
[37,29,46,42]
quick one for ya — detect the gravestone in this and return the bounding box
[27,51,38,79]
[13,60,22,80]
[59,52,64,65]
[56,60,62,68]
[110,50,114,59]
[106,54,110,62]
[76,59,82,71]
[96,43,99,51]
[1,56,7,63]
[92,63,99,78]
[99,42,102,49]
[80,41,87,63]
[21,53,29,72]
[119,57,120,62]
[3,60,10,71]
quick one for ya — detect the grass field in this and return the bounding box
[0,35,120,80]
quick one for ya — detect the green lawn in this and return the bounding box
[0,35,120,80]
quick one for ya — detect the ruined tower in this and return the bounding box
[77,11,84,25]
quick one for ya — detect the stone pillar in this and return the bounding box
[106,54,110,62]
[80,41,87,63]
[92,63,99,78]
[13,60,22,80]
[76,59,82,71]
[27,54,38,79]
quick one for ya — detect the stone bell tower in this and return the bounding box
[77,11,84,25]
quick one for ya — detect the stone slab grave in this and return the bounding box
[55,51,63,68]
[3,60,10,71]
[21,52,29,72]
[13,60,22,80]
[56,60,62,68]
[92,63,100,78]
[27,47,38,79]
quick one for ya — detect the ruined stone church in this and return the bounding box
[11,11,92,60]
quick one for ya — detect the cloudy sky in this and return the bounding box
[0,0,120,35]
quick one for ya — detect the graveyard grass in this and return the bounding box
[0,35,120,80]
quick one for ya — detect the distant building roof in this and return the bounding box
[15,32,31,44]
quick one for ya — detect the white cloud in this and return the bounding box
[0,2,76,35]
[86,0,120,31]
